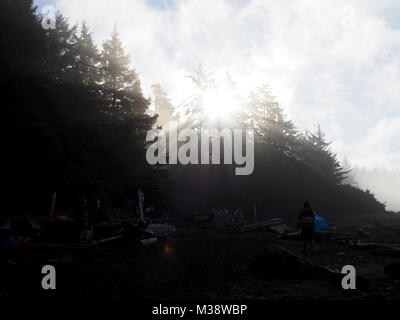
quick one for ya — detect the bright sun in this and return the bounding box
[202,89,239,122]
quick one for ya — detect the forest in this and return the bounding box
[1,0,386,224]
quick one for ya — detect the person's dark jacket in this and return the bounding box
[299,209,315,229]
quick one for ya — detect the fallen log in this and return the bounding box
[140,237,157,246]
[238,218,283,233]
[28,242,93,251]
[352,242,400,250]
[28,233,125,250]
[358,229,371,238]
[145,223,177,238]
[93,234,124,244]
[266,223,289,234]
[371,247,400,257]
[251,244,370,291]
[278,230,302,240]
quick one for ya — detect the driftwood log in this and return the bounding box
[252,244,370,291]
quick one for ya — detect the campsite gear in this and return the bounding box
[1,217,41,243]
[79,228,92,241]
[313,212,328,231]
[56,215,68,222]
[0,236,17,257]
[87,228,92,240]
[1,217,41,232]
[80,228,87,240]
[0,235,30,257]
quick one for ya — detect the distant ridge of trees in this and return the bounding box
[0,1,386,222]
[348,167,400,213]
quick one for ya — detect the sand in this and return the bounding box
[2,226,400,300]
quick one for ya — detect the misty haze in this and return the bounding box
[1,0,400,308]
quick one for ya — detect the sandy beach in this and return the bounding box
[2,225,400,300]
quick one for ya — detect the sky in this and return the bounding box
[35,0,400,209]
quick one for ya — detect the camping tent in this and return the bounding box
[313,212,328,231]
[1,216,42,230]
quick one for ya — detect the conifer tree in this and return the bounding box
[177,63,215,128]
[304,124,349,183]
[72,22,100,86]
[100,26,144,118]
[245,84,297,152]
[43,14,78,80]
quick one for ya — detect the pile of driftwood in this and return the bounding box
[279,223,400,259]
[138,223,177,246]
[176,210,290,234]
[0,216,178,264]
[236,218,288,233]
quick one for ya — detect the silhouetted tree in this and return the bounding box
[43,14,78,81]
[100,27,146,118]
[302,124,349,184]
[176,63,215,129]
[71,22,101,86]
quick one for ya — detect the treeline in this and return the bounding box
[166,65,386,222]
[1,0,165,218]
[1,1,385,222]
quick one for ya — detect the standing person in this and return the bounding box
[299,201,315,254]
[90,194,100,223]
[76,197,87,239]
[127,197,135,216]
[80,198,91,241]
[86,194,100,240]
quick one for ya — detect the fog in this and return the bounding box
[35,0,400,209]
[352,168,400,212]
